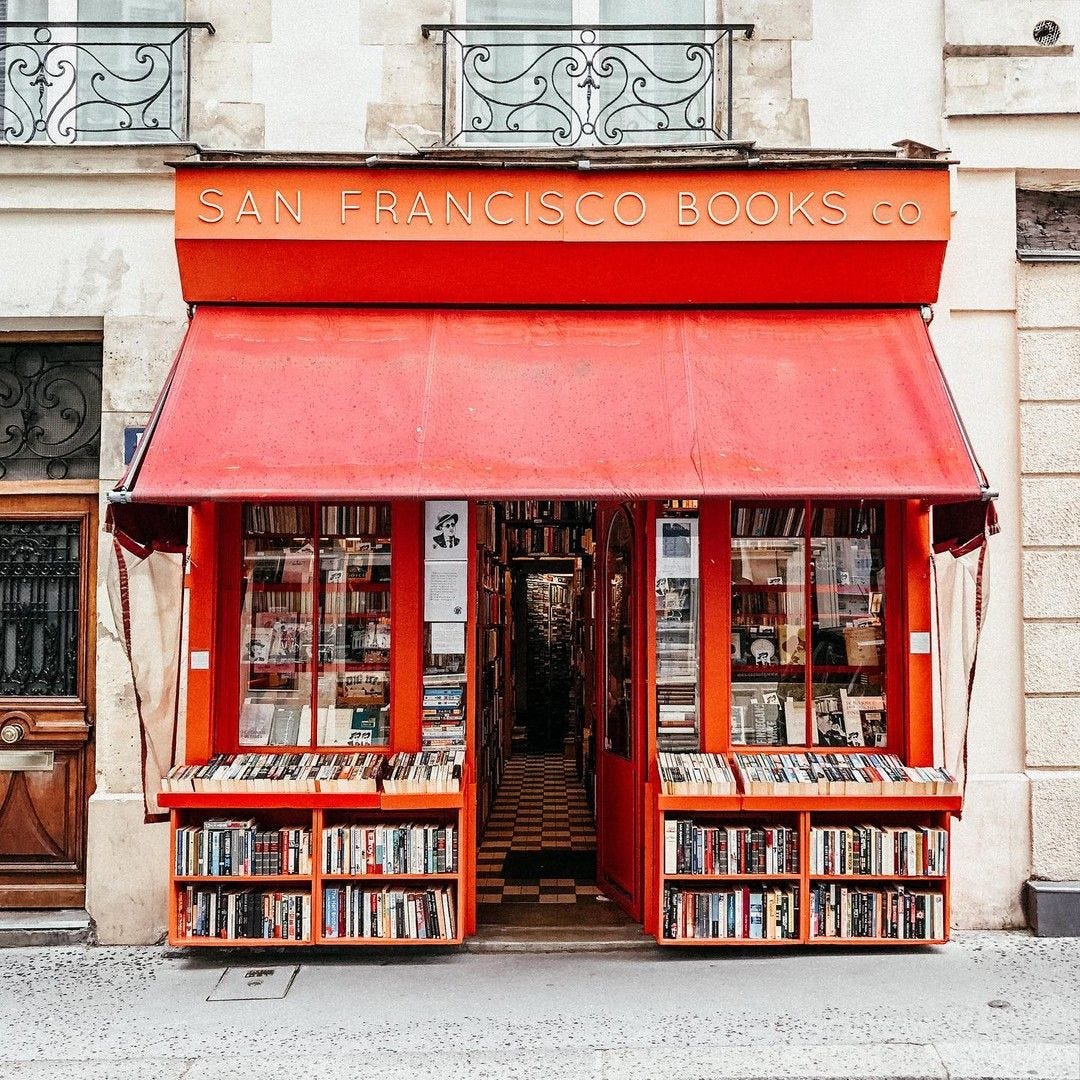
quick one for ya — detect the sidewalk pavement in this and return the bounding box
[0,931,1076,1080]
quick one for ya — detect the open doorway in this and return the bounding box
[474,501,637,932]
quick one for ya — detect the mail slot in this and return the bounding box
[0,750,55,772]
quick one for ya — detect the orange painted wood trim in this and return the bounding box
[213,504,243,756]
[904,500,934,766]
[184,502,217,763]
[700,498,730,754]
[392,501,423,752]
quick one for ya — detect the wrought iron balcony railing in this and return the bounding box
[0,21,213,145]
[421,23,753,149]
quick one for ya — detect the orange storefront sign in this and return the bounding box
[173,163,951,305]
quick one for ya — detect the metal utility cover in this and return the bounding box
[207,965,299,1001]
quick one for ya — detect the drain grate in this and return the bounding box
[207,965,299,1001]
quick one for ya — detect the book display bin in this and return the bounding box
[651,787,955,946]
[163,789,468,947]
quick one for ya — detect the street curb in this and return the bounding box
[2,1044,1076,1080]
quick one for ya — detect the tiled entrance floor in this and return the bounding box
[476,753,598,905]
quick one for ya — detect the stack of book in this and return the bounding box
[809,825,948,876]
[162,753,384,794]
[321,823,458,875]
[163,750,466,795]
[809,884,944,939]
[662,885,799,940]
[421,684,466,748]
[657,752,736,795]
[174,820,312,876]
[382,750,466,794]
[732,753,958,796]
[321,886,456,940]
[663,822,799,875]
[177,886,311,941]
[656,682,698,745]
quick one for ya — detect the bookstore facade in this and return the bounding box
[109,153,995,945]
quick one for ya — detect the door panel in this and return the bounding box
[596,505,643,919]
[0,498,96,908]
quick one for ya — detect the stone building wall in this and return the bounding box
[1018,259,1080,885]
[4,0,1078,940]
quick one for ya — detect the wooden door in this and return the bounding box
[595,504,644,920]
[0,495,97,908]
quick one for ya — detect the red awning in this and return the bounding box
[116,306,986,503]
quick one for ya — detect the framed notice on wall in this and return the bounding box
[424,501,467,560]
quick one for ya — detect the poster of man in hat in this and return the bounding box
[424,501,468,560]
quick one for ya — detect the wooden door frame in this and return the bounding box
[0,490,99,908]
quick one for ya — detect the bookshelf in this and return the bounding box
[164,788,467,947]
[476,502,508,828]
[652,786,952,946]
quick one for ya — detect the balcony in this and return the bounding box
[421,22,753,149]
[0,21,213,145]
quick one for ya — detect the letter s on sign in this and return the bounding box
[198,188,225,224]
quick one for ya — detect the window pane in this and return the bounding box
[316,504,391,748]
[730,504,806,746]
[598,0,709,145]
[75,2,186,144]
[810,503,887,748]
[462,0,574,147]
[0,519,80,697]
[605,509,633,759]
[239,504,314,748]
[0,344,101,481]
[655,507,699,751]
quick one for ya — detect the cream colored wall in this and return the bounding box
[0,146,188,943]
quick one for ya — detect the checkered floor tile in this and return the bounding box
[477,753,599,904]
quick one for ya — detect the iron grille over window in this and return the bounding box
[0,18,212,145]
[0,343,102,481]
[422,22,753,148]
[0,519,81,696]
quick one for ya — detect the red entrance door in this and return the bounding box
[596,505,643,920]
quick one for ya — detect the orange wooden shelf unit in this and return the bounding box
[167,789,469,948]
[652,787,954,947]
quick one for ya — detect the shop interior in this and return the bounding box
[471,501,630,930]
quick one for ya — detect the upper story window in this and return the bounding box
[0,0,209,145]
[425,0,751,148]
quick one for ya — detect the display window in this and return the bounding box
[730,500,891,750]
[236,502,393,749]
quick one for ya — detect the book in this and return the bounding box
[662,884,799,940]
[321,885,455,940]
[268,705,306,745]
[663,821,799,875]
[732,752,958,796]
[809,884,944,940]
[177,886,311,941]
[162,752,385,794]
[809,824,948,877]
[321,823,457,875]
[657,752,736,795]
[238,701,274,746]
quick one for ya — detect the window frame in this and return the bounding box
[209,501,423,758]
[649,498,912,762]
